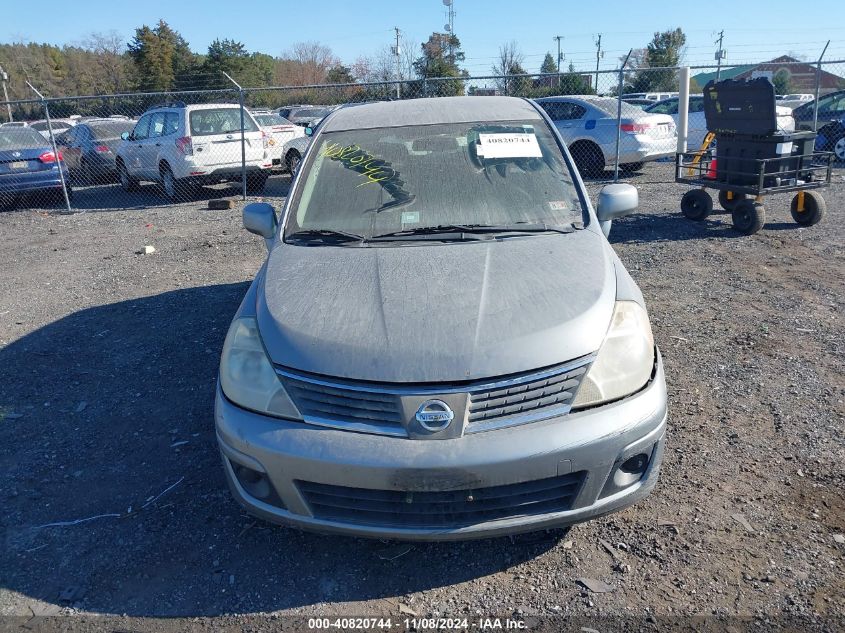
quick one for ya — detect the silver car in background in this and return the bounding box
[285,106,334,128]
[216,96,667,541]
[252,110,304,171]
[534,96,676,176]
[279,134,310,174]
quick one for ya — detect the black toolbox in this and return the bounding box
[703,77,781,136]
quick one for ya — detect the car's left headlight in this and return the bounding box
[219,316,302,420]
[572,301,655,409]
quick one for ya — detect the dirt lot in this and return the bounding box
[1,164,844,630]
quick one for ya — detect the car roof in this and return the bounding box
[321,96,542,132]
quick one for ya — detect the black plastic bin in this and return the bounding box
[715,130,817,186]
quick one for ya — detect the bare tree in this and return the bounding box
[492,41,526,94]
[280,42,340,85]
[353,39,419,85]
[82,31,130,93]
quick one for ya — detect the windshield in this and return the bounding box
[189,108,259,136]
[291,108,330,119]
[89,121,135,139]
[254,113,288,127]
[587,98,646,118]
[0,128,48,149]
[285,120,584,243]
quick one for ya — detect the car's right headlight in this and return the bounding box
[572,301,655,409]
[219,317,301,420]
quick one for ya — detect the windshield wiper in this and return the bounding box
[286,228,365,245]
[370,223,578,241]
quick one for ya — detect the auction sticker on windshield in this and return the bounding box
[477,132,542,159]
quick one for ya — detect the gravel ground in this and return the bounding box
[1,163,844,630]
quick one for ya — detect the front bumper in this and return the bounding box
[215,352,667,541]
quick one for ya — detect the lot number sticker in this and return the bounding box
[477,133,542,159]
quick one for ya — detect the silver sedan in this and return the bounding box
[535,96,676,176]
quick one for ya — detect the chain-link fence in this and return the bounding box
[1,59,843,214]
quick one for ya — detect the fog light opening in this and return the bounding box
[231,461,285,508]
[620,453,650,476]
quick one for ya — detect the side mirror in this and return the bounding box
[596,183,638,236]
[120,131,130,141]
[243,202,277,239]
[304,126,313,136]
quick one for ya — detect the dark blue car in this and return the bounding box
[0,126,71,209]
[815,117,845,162]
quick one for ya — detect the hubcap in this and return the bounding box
[835,138,845,161]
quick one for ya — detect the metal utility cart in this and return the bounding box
[675,78,834,235]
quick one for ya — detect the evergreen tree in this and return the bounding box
[326,64,355,84]
[413,33,468,96]
[540,53,557,75]
[127,20,196,91]
[627,28,686,92]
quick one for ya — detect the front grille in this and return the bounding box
[297,471,586,529]
[468,363,588,429]
[276,355,591,437]
[281,373,405,435]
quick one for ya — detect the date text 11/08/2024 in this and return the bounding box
[307,617,527,630]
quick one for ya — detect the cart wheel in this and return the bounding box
[790,191,826,226]
[718,190,747,212]
[680,189,713,221]
[731,199,766,235]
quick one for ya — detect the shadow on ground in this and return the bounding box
[2,173,292,214]
[607,210,805,244]
[0,284,558,616]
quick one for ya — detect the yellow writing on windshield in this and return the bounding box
[322,142,396,187]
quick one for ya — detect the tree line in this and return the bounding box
[0,20,690,112]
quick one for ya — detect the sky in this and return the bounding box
[4,0,844,78]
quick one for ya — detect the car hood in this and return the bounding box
[256,229,616,383]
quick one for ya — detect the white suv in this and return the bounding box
[115,102,271,200]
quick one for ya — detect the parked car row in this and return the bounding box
[2,90,843,209]
[0,100,327,207]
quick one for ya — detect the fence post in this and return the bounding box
[677,67,690,154]
[812,41,830,132]
[614,49,633,183]
[223,72,247,201]
[26,82,72,214]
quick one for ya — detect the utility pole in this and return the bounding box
[714,30,725,81]
[443,0,455,64]
[393,27,402,99]
[594,34,603,94]
[553,35,563,89]
[0,65,12,122]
